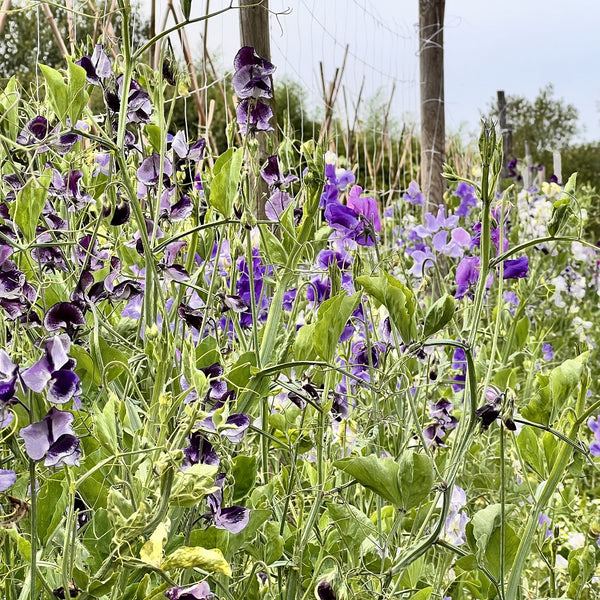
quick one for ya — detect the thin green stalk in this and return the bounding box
[505,374,589,600]
[468,161,490,347]
[29,459,37,600]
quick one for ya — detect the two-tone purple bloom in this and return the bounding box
[424,398,458,447]
[260,155,298,220]
[21,334,81,405]
[453,181,478,217]
[206,473,250,533]
[19,407,81,467]
[165,581,212,600]
[76,44,112,85]
[233,47,275,134]
[324,185,381,247]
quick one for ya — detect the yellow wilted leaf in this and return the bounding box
[139,519,170,568]
[161,546,231,577]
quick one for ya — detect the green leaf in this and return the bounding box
[314,291,361,362]
[513,316,530,351]
[356,273,417,344]
[67,58,89,124]
[293,322,317,362]
[162,546,231,576]
[39,63,69,123]
[263,520,284,565]
[12,170,51,242]
[209,147,243,218]
[93,393,119,453]
[170,463,218,508]
[37,475,69,545]
[422,294,455,337]
[548,172,576,236]
[260,226,288,266]
[550,352,589,407]
[0,76,20,141]
[1,525,31,562]
[334,451,433,509]
[231,455,257,502]
[327,502,377,551]
[484,523,520,579]
[567,546,596,599]
[397,451,435,511]
[516,427,544,477]
[410,588,433,600]
[472,504,514,563]
[521,373,551,427]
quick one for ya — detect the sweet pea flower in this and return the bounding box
[0,469,16,491]
[588,416,600,456]
[19,407,81,467]
[403,181,424,206]
[165,581,212,600]
[206,473,250,533]
[76,44,112,85]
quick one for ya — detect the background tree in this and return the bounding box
[489,83,579,161]
[0,1,148,90]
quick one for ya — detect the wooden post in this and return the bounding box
[0,0,11,38]
[497,90,513,185]
[553,150,562,185]
[419,0,445,210]
[239,0,275,220]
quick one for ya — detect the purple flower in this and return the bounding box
[19,407,81,467]
[76,45,112,85]
[44,302,87,335]
[403,181,424,206]
[542,343,554,361]
[137,153,173,193]
[324,185,381,247]
[502,256,529,279]
[0,469,16,492]
[424,398,458,447]
[206,473,250,533]
[21,335,81,405]
[413,206,458,239]
[442,485,470,545]
[455,256,480,299]
[324,161,355,191]
[588,416,600,456]
[165,581,212,600]
[232,46,276,99]
[183,433,220,469]
[236,98,274,134]
[453,181,478,217]
[171,131,206,164]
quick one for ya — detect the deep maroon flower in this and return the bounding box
[232,46,276,99]
[317,580,337,600]
[183,433,220,469]
[44,302,86,334]
[475,387,504,431]
[19,407,81,467]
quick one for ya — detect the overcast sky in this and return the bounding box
[148,0,600,144]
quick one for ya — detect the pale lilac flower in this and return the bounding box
[0,469,16,491]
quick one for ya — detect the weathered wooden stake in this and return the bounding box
[239,0,275,220]
[419,0,446,210]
